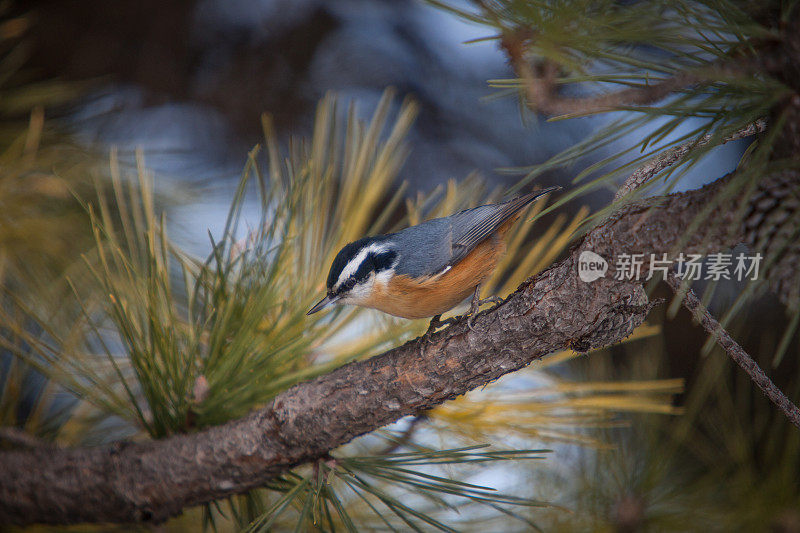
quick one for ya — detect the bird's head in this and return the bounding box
[307,237,398,315]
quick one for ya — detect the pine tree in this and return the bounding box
[1,1,799,530]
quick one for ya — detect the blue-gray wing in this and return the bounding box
[392,188,559,278]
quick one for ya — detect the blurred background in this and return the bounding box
[1,0,799,531]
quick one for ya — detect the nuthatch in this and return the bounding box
[308,187,560,329]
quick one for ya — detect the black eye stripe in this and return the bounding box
[351,253,378,285]
[327,237,374,290]
[349,250,397,286]
[373,250,397,272]
[332,250,397,296]
[327,240,397,295]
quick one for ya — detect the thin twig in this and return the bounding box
[513,57,709,117]
[496,22,754,119]
[614,119,767,201]
[665,271,800,429]
[612,116,794,428]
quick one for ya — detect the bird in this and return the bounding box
[307,186,560,331]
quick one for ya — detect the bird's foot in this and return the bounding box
[425,314,457,335]
[465,288,504,332]
[420,314,457,356]
[477,295,504,308]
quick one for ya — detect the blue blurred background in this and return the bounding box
[20,0,747,253]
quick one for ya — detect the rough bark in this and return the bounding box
[0,174,746,526]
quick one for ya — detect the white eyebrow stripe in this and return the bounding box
[333,243,392,291]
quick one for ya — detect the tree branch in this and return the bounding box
[665,271,800,428]
[609,118,799,427]
[497,27,752,118]
[512,57,708,117]
[614,119,767,201]
[0,173,747,526]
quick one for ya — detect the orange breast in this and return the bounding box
[360,216,517,319]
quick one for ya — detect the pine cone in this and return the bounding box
[743,170,800,309]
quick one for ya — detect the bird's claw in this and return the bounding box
[477,295,504,309]
[466,313,477,332]
[463,289,504,332]
[422,291,504,347]
[420,315,456,356]
[425,314,456,336]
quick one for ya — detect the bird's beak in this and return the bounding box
[307,294,337,315]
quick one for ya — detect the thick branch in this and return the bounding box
[0,174,746,526]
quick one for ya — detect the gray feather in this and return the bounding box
[390,187,559,278]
